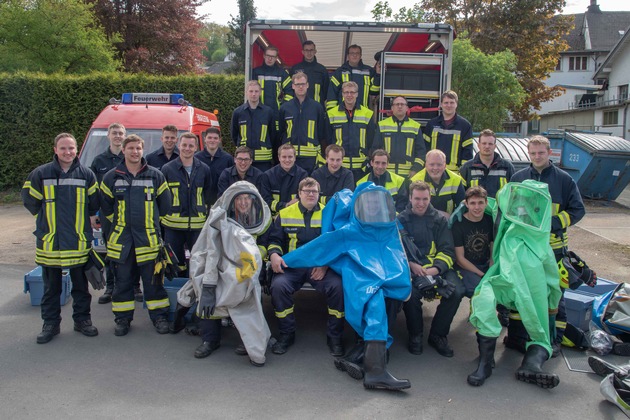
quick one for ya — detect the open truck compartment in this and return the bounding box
[245,20,454,125]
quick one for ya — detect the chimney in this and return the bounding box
[587,0,602,13]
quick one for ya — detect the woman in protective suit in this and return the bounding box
[283,182,412,390]
[174,181,272,366]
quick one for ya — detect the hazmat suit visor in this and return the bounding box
[228,192,264,230]
[354,190,396,224]
[501,183,551,232]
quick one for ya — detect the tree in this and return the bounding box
[225,0,256,74]
[89,0,206,75]
[452,38,525,131]
[420,0,573,120]
[371,0,574,120]
[0,0,119,73]
[199,22,229,65]
[372,1,425,24]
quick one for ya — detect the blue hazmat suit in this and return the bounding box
[283,182,411,346]
[469,180,561,356]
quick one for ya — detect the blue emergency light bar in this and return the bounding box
[121,93,185,105]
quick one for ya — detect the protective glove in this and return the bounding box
[434,275,456,299]
[85,266,105,290]
[199,285,217,318]
[448,201,468,229]
[259,261,273,295]
[84,249,105,290]
[412,275,437,293]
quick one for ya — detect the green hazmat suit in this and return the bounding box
[469,180,561,356]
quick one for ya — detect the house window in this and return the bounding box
[619,85,629,101]
[595,78,607,86]
[531,119,540,132]
[603,110,618,126]
[555,59,562,71]
[569,56,588,71]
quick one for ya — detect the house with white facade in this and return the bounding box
[532,1,630,138]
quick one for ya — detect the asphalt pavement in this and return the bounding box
[1,187,629,419]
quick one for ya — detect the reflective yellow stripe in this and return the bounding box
[170,182,180,207]
[240,125,247,142]
[112,300,135,312]
[286,120,293,139]
[307,120,315,139]
[314,84,321,103]
[557,210,571,228]
[146,298,170,310]
[260,124,268,142]
[288,233,298,252]
[197,187,203,206]
[275,306,295,318]
[328,307,345,318]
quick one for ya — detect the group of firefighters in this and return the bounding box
[21,40,586,392]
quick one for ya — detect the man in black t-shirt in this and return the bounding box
[450,186,494,298]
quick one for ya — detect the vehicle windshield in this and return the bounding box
[79,129,185,167]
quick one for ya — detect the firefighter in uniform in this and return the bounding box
[459,129,514,198]
[327,44,380,110]
[311,144,355,205]
[161,132,213,276]
[195,127,234,205]
[260,143,308,214]
[423,90,473,171]
[279,72,328,173]
[327,81,376,182]
[509,135,585,355]
[100,134,173,336]
[23,133,100,343]
[231,80,277,172]
[90,123,142,304]
[252,45,293,115]
[372,96,426,177]
[394,181,465,357]
[290,40,329,108]
[217,146,264,198]
[356,149,407,213]
[409,149,465,215]
[145,125,180,170]
[268,177,345,356]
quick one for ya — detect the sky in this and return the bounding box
[199,0,630,25]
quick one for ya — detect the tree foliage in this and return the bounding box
[371,1,425,24]
[225,0,256,74]
[0,0,119,73]
[199,22,229,65]
[452,38,525,131]
[420,0,573,120]
[89,0,206,75]
[371,0,573,120]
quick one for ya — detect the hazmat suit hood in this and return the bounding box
[213,180,271,236]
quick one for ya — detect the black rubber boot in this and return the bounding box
[169,303,189,334]
[363,341,411,390]
[515,344,559,389]
[467,334,497,386]
[334,340,365,380]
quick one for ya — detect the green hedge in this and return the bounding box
[0,72,245,189]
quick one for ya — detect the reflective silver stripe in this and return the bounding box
[433,127,462,136]
[353,116,370,123]
[282,218,305,226]
[114,179,130,187]
[132,180,155,187]
[258,75,282,82]
[329,115,347,123]
[43,179,86,187]
[435,185,459,194]
[470,169,485,176]
[488,169,508,177]
[351,69,371,76]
